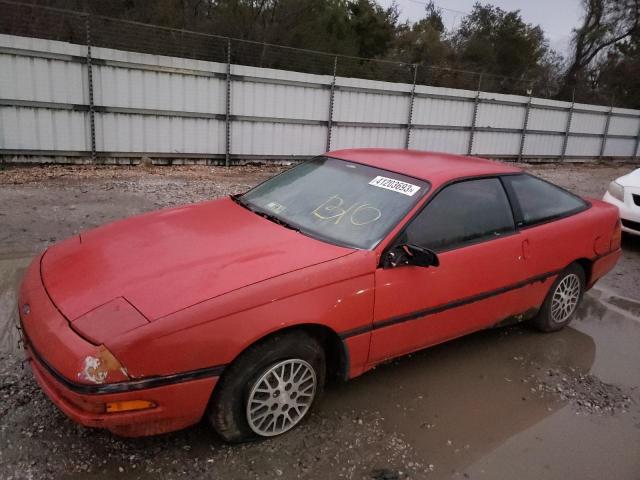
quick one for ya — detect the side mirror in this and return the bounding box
[384,244,439,268]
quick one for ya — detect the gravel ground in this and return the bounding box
[1,160,640,480]
[0,164,282,255]
[0,351,427,479]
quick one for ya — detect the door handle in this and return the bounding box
[521,239,531,260]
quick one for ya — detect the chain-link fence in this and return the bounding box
[0,1,87,44]
[2,0,636,165]
[0,0,616,104]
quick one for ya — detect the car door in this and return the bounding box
[369,177,533,364]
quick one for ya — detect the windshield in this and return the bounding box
[239,156,430,249]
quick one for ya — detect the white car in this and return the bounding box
[603,168,640,236]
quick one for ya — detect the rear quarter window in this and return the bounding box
[502,174,587,226]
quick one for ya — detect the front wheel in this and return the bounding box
[245,358,317,437]
[207,330,325,442]
[532,263,585,332]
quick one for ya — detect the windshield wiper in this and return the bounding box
[255,210,300,232]
[230,194,248,208]
[230,194,300,232]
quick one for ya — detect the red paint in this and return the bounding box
[42,198,352,321]
[329,148,522,185]
[18,150,621,437]
[371,234,535,362]
[28,345,216,437]
[71,297,149,345]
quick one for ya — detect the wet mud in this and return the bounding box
[1,163,639,479]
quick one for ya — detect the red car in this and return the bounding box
[19,149,621,441]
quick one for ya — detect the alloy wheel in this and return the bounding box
[550,273,581,324]
[246,359,317,436]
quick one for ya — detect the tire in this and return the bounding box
[532,263,585,332]
[207,330,326,443]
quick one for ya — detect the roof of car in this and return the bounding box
[327,148,522,185]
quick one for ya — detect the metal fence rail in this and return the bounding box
[1,17,640,164]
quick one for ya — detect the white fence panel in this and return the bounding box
[528,108,568,132]
[411,129,469,154]
[333,90,408,124]
[94,65,226,114]
[412,97,473,126]
[524,133,564,157]
[571,110,608,134]
[233,80,328,121]
[0,106,88,150]
[0,53,86,104]
[603,138,636,157]
[565,136,603,156]
[476,102,525,129]
[608,114,640,136]
[332,126,405,150]
[1,33,639,162]
[474,131,521,156]
[96,113,224,153]
[231,122,325,156]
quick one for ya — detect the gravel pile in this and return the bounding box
[538,367,634,415]
[512,355,635,415]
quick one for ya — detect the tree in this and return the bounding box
[452,3,552,93]
[14,0,567,98]
[392,1,451,65]
[594,33,640,107]
[560,0,640,100]
[347,0,399,58]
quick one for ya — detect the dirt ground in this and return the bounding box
[1,161,639,479]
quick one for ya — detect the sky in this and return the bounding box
[378,0,584,56]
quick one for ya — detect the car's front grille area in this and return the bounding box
[622,218,640,232]
[633,194,640,207]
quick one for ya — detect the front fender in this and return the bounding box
[105,251,377,380]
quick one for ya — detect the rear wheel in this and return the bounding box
[532,263,585,332]
[207,330,326,442]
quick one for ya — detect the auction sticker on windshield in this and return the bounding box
[369,176,421,196]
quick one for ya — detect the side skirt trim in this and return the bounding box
[339,269,561,339]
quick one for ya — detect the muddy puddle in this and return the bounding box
[321,290,640,479]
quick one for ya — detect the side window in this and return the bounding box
[401,178,515,251]
[502,174,586,226]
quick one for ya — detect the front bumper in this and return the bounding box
[603,191,640,236]
[19,253,218,437]
[26,343,217,436]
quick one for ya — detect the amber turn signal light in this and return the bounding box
[105,400,156,413]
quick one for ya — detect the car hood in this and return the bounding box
[41,197,354,321]
[617,168,640,188]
